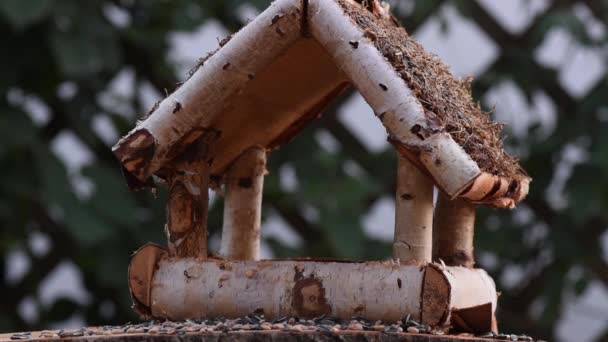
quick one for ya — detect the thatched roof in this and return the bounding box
[112,0,530,208]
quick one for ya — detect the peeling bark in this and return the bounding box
[393,154,434,264]
[220,147,267,260]
[166,163,209,259]
[433,193,476,268]
[460,173,530,209]
[165,133,217,259]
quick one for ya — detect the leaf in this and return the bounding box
[0,0,53,30]
[46,297,79,322]
[0,109,37,149]
[81,164,140,228]
[33,145,116,245]
[50,14,120,77]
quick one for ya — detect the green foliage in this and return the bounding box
[0,1,607,341]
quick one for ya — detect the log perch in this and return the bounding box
[393,154,434,264]
[433,193,476,267]
[128,245,497,333]
[220,146,267,260]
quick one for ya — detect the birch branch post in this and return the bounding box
[165,133,217,259]
[220,146,267,260]
[393,154,434,264]
[433,193,476,267]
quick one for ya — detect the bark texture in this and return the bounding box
[166,162,209,258]
[112,0,303,182]
[220,146,267,260]
[308,0,481,198]
[165,132,217,258]
[112,0,530,209]
[460,173,530,209]
[433,193,476,268]
[127,252,497,332]
[393,154,434,264]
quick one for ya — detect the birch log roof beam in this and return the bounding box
[112,0,530,208]
[114,0,532,336]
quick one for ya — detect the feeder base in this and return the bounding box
[129,244,498,333]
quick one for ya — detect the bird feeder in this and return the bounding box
[113,0,530,334]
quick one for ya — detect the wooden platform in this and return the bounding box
[0,330,503,342]
[1,317,535,341]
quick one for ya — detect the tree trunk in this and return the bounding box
[220,146,267,260]
[433,193,476,268]
[393,154,434,264]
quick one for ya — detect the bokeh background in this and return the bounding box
[1,0,607,341]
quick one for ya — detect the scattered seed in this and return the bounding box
[407,326,419,334]
[290,324,304,332]
[348,323,364,331]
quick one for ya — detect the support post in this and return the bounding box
[433,193,476,267]
[165,136,215,259]
[393,154,434,264]
[220,146,267,260]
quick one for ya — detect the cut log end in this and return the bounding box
[460,172,531,209]
[421,265,450,327]
[113,129,156,182]
[128,243,167,317]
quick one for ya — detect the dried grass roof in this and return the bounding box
[339,0,524,179]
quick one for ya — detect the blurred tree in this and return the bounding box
[0,0,607,341]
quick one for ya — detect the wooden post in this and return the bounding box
[393,154,434,264]
[220,146,267,260]
[165,136,215,259]
[433,193,476,267]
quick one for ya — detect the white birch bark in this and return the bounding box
[128,255,497,331]
[112,0,302,182]
[393,154,434,264]
[308,0,481,198]
[150,259,423,322]
[220,146,267,260]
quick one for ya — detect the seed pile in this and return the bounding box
[9,315,543,341]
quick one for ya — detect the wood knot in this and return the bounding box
[292,277,331,318]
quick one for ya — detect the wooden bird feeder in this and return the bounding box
[113,0,530,335]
